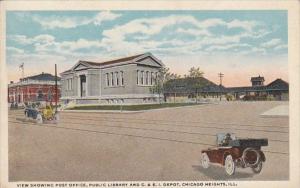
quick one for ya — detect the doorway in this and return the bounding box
[80,75,86,97]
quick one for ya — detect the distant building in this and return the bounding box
[227,78,289,100]
[8,73,61,104]
[60,53,164,104]
[164,76,289,102]
[164,77,226,102]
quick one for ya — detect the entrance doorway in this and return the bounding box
[80,75,86,97]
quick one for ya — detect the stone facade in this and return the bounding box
[60,53,164,105]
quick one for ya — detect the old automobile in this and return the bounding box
[201,133,268,176]
[24,103,59,124]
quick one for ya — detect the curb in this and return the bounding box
[61,102,214,114]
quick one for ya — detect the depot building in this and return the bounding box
[60,53,164,105]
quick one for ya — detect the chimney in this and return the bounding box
[10,81,14,84]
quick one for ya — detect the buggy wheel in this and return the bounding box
[36,114,43,124]
[225,155,236,176]
[24,111,28,119]
[54,113,59,123]
[252,161,263,174]
[201,153,210,169]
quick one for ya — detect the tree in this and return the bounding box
[150,66,170,103]
[187,67,205,103]
[188,67,204,78]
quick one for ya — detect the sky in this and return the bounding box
[6,10,288,86]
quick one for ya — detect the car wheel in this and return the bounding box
[252,161,263,174]
[225,155,236,176]
[36,114,43,124]
[201,153,210,169]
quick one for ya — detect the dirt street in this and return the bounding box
[8,101,289,181]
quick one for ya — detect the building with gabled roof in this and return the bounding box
[8,72,61,105]
[60,52,164,105]
[163,76,288,102]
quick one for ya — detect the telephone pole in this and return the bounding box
[218,72,224,86]
[218,72,224,101]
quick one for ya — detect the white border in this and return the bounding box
[1,1,299,188]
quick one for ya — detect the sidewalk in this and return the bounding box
[260,105,289,117]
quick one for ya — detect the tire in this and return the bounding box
[36,114,43,124]
[252,161,263,174]
[201,153,210,169]
[225,155,236,176]
[242,148,261,167]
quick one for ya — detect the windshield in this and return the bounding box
[216,133,236,146]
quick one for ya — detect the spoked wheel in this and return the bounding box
[54,113,60,123]
[225,155,236,176]
[201,153,210,169]
[252,161,263,174]
[36,114,43,124]
[24,111,28,119]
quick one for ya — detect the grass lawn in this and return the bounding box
[68,103,202,111]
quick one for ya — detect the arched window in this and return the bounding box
[106,73,110,86]
[111,72,114,86]
[140,71,144,85]
[37,90,43,101]
[115,72,119,86]
[120,71,124,86]
[151,72,154,85]
[48,90,52,101]
[145,71,149,85]
[136,70,139,85]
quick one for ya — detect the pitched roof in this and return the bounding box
[251,76,265,82]
[82,53,145,67]
[164,77,225,93]
[21,73,61,81]
[61,53,159,75]
[266,78,289,90]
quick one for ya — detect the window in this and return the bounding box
[66,78,73,90]
[37,90,43,101]
[106,73,110,86]
[70,79,73,90]
[151,72,154,85]
[140,71,144,85]
[115,72,119,86]
[111,72,114,86]
[136,70,139,85]
[145,71,149,85]
[120,71,124,86]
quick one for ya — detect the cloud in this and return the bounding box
[9,34,107,56]
[261,38,282,48]
[205,43,252,52]
[8,14,284,60]
[100,15,269,56]
[274,44,288,50]
[6,46,25,54]
[32,11,121,29]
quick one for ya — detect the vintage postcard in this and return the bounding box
[1,0,299,188]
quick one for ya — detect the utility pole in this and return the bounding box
[218,72,224,86]
[55,64,58,112]
[218,72,224,101]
